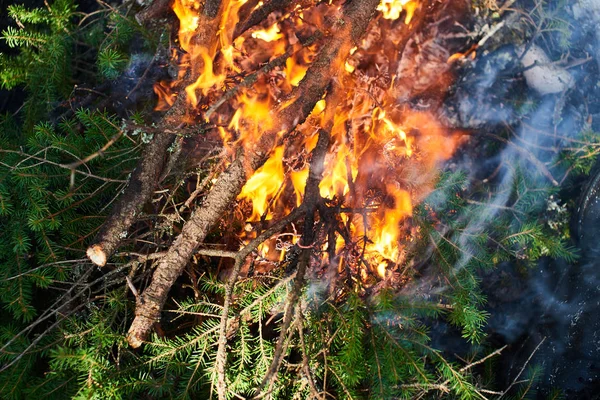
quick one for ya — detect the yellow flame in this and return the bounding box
[285,57,309,87]
[252,24,284,42]
[238,146,285,221]
[185,48,225,107]
[319,143,357,199]
[290,168,309,206]
[172,0,200,53]
[377,0,416,23]
[367,186,412,277]
[228,91,274,144]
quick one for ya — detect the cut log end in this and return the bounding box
[87,244,107,267]
[127,331,144,349]
[127,314,156,348]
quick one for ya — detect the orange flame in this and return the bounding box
[377,0,417,23]
[238,146,285,221]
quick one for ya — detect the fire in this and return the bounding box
[185,48,225,107]
[377,0,417,23]
[172,0,200,53]
[158,0,465,282]
[252,24,284,42]
[228,91,274,145]
[238,146,285,221]
[367,186,412,278]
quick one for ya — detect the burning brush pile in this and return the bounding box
[92,0,472,346]
[66,0,592,397]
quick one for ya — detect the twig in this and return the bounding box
[296,307,323,400]
[498,337,546,398]
[214,207,305,400]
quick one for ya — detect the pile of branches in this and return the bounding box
[86,0,456,348]
[2,0,591,397]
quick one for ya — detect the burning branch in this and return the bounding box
[127,0,383,349]
[86,0,229,267]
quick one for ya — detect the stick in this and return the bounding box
[255,127,331,397]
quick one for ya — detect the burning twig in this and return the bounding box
[233,0,296,39]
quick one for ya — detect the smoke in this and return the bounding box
[426,1,600,396]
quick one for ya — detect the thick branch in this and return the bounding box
[126,0,383,348]
[86,0,227,267]
[135,0,172,26]
[86,130,175,266]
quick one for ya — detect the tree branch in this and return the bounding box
[86,0,228,267]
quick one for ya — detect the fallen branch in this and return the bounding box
[126,0,383,348]
[86,0,228,267]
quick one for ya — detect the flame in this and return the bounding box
[367,186,412,277]
[285,57,309,87]
[172,0,200,53]
[185,48,225,107]
[154,81,177,111]
[238,146,285,221]
[377,0,417,23]
[228,91,274,145]
[252,24,284,42]
[319,142,357,199]
[290,168,309,206]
